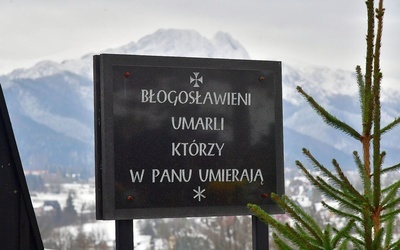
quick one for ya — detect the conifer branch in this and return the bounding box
[296,86,361,140]
[364,0,376,136]
[272,233,293,250]
[337,239,352,250]
[372,0,385,214]
[302,150,371,209]
[369,151,386,178]
[331,220,355,248]
[381,208,400,221]
[372,228,384,249]
[321,201,362,222]
[247,204,289,235]
[282,196,323,238]
[351,225,366,247]
[302,149,349,191]
[322,225,332,249]
[380,117,400,135]
[384,208,396,248]
[388,238,400,249]
[382,179,400,194]
[294,223,322,246]
[332,159,368,205]
[362,204,373,248]
[247,203,321,249]
[353,151,373,199]
[381,197,400,212]
[356,66,366,120]
[315,176,362,212]
[285,224,322,249]
[372,101,382,210]
[296,160,362,213]
[380,162,400,174]
[353,151,373,200]
[381,180,400,208]
[272,194,323,243]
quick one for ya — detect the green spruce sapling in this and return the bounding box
[248,0,400,248]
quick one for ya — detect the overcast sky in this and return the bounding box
[1,0,399,85]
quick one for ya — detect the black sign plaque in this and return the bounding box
[94,54,283,220]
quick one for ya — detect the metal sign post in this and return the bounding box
[116,220,133,250]
[252,216,269,250]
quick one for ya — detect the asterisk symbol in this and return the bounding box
[193,186,206,201]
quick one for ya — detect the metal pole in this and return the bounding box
[252,215,269,250]
[116,220,134,250]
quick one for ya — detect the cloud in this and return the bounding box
[0,0,398,84]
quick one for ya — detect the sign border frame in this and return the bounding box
[94,54,284,220]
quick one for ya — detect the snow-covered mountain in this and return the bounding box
[7,29,250,81]
[0,29,251,175]
[1,28,399,175]
[283,63,400,168]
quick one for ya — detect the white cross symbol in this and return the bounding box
[190,72,203,87]
[193,186,206,201]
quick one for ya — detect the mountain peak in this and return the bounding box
[121,28,250,59]
[5,29,250,80]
